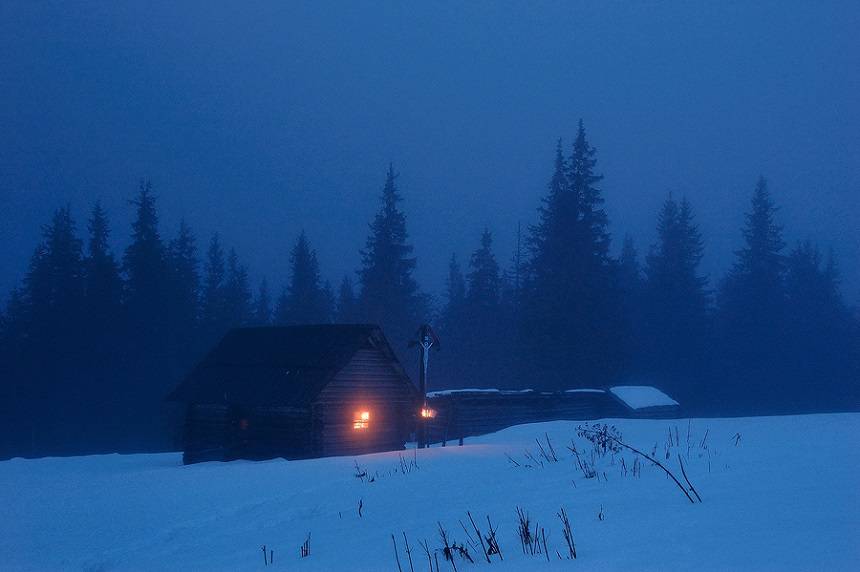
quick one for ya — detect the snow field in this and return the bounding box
[1,413,858,571]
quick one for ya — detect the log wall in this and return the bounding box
[423,390,626,444]
[182,403,313,463]
[313,348,417,457]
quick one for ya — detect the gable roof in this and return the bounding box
[167,324,413,407]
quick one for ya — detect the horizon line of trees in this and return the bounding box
[1,122,858,458]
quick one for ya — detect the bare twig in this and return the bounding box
[403,532,415,572]
[541,527,549,562]
[578,428,697,503]
[392,534,403,572]
[678,455,703,502]
[418,539,433,572]
[438,523,458,572]
[486,515,503,560]
[465,512,490,563]
[557,507,576,559]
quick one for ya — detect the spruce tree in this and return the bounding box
[721,177,785,309]
[200,233,226,337]
[26,206,85,330]
[568,120,610,264]
[617,234,643,373]
[357,165,425,347]
[275,231,330,324]
[523,126,621,388]
[464,230,505,386]
[121,181,173,448]
[82,202,124,449]
[321,280,336,324]
[223,248,252,328]
[436,253,466,386]
[22,206,86,453]
[467,230,501,310]
[336,276,357,323]
[717,177,787,408]
[123,181,168,329]
[784,241,853,405]
[166,220,200,360]
[642,196,709,399]
[618,234,642,294]
[85,202,123,322]
[501,223,525,312]
[251,279,272,326]
[444,253,466,318]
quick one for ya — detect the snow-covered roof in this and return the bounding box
[426,388,605,398]
[426,388,502,397]
[609,386,679,410]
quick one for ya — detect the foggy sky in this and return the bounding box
[2,2,859,306]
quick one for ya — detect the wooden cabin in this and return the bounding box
[423,389,621,444]
[423,386,681,444]
[167,325,418,464]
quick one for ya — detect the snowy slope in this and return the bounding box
[1,414,858,571]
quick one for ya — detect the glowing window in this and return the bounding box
[420,408,436,419]
[353,411,370,430]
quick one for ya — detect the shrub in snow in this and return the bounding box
[576,423,623,457]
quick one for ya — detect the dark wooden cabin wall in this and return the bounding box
[314,348,416,457]
[238,406,314,459]
[424,392,625,444]
[183,403,313,463]
[182,404,231,463]
[622,405,680,419]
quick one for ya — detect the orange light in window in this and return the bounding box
[353,410,370,429]
[420,408,436,419]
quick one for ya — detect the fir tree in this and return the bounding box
[618,234,642,293]
[463,230,505,384]
[84,202,123,320]
[26,206,85,328]
[445,253,466,317]
[165,220,200,358]
[20,206,86,452]
[121,181,173,448]
[568,120,610,264]
[717,177,787,408]
[251,279,272,326]
[336,276,357,323]
[223,249,252,328]
[322,280,336,323]
[123,181,168,323]
[200,233,226,335]
[501,222,526,312]
[467,230,501,309]
[275,231,330,324]
[81,202,125,448]
[642,196,709,398]
[523,127,621,387]
[783,241,854,405]
[721,177,785,309]
[357,165,425,347]
[436,253,467,385]
[617,233,643,372]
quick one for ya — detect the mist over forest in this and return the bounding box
[1,121,857,458]
[1,3,858,459]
